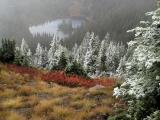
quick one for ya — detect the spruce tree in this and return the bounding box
[0,38,15,63]
[34,43,43,67]
[76,32,90,64]
[84,32,100,75]
[58,52,68,70]
[65,60,87,77]
[114,3,160,119]
[19,38,32,66]
[41,47,48,68]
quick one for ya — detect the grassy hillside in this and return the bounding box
[0,64,118,120]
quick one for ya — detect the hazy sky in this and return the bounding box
[0,0,155,48]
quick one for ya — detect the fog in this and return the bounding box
[0,0,155,48]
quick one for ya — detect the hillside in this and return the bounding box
[0,64,118,120]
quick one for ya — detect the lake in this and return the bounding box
[29,18,86,39]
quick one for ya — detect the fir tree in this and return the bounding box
[41,47,48,68]
[65,60,87,77]
[14,47,24,66]
[58,52,68,70]
[114,4,160,119]
[76,32,90,64]
[47,35,60,70]
[34,43,43,67]
[84,32,100,74]
[19,38,32,66]
[96,33,110,73]
[0,38,15,63]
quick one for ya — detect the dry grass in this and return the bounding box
[6,112,26,120]
[0,64,116,120]
[2,97,24,109]
[0,89,16,98]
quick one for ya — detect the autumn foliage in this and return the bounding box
[7,64,116,88]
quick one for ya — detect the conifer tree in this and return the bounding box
[58,52,68,70]
[84,32,100,74]
[41,47,48,68]
[47,35,60,69]
[96,33,110,73]
[114,4,160,119]
[19,38,32,66]
[34,43,43,67]
[76,32,90,64]
[0,38,15,63]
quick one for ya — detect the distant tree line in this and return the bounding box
[0,32,126,78]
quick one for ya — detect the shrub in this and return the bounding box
[65,61,87,78]
[7,64,116,88]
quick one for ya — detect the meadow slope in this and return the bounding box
[0,64,117,120]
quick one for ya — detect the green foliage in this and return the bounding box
[146,110,160,120]
[65,61,88,78]
[108,111,129,120]
[128,95,160,120]
[14,49,23,66]
[58,52,68,70]
[100,55,107,72]
[14,55,30,67]
[14,48,31,67]
[113,2,160,120]
[0,38,15,63]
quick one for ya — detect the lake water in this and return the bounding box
[29,18,85,39]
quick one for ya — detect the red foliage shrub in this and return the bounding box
[7,64,41,79]
[7,64,116,88]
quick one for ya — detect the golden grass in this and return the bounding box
[0,64,116,120]
[2,97,24,109]
[6,112,26,120]
[0,89,16,98]
[17,85,36,96]
[33,100,54,116]
[50,106,75,120]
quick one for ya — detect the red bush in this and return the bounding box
[7,64,116,88]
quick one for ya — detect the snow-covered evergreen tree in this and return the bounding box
[84,32,100,74]
[27,49,33,66]
[71,43,78,61]
[114,4,160,119]
[20,39,28,55]
[58,51,68,70]
[76,32,90,64]
[19,38,32,66]
[47,36,60,70]
[47,35,69,70]
[72,32,125,76]
[105,41,117,72]
[96,33,110,73]
[105,40,125,73]
[41,47,48,68]
[34,43,43,67]
[14,47,23,66]
[116,55,126,76]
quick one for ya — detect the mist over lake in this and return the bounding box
[29,18,86,39]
